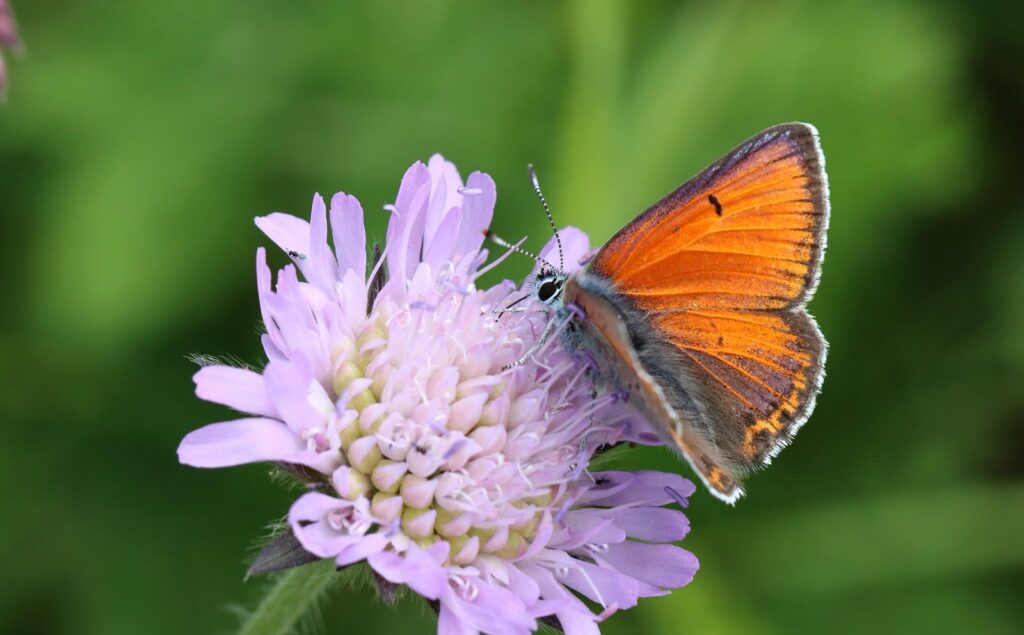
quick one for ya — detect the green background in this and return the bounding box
[2,1,1022,633]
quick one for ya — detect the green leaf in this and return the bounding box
[239,560,355,635]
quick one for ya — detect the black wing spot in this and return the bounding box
[708,194,723,216]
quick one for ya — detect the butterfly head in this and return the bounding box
[534,267,567,306]
[483,163,571,310]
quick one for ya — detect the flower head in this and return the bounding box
[179,155,698,634]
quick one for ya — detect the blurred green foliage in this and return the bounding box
[2,1,1022,634]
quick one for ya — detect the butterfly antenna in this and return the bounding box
[482,229,558,272]
[528,164,564,271]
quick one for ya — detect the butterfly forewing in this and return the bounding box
[591,123,828,311]
[586,122,829,498]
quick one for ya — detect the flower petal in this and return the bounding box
[262,359,326,434]
[554,511,623,551]
[193,365,276,418]
[442,580,536,635]
[597,541,698,590]
[338,269,368,330]
[453,171,495,259]
[605,507,690,542]
[425,154,464,242]
[330,192,366,280]
[559,557,640,610]
[254,213,312,277]
[335,532,389,566]
[308,194,339,295]
[177,418,302,467]
[438,604,478,635]
[579,470,695,507]
[514,512,554,562]
[288,493,363,558]
[422,206,462,271]
[387,161,431,283]
[424,155,462,248]
[256,248,286,359]
[557,610,601,635]
[518,563,598,635]
[260,265,324,363]
[368,543,449,600]
[506,564,541,607]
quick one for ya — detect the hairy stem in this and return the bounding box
[238,560,342,635]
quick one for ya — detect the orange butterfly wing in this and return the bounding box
[589,123,828,475]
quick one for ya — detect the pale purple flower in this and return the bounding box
[179,155,698,634]
[0,1,21,95]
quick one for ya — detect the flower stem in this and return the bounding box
[238,560,345,635]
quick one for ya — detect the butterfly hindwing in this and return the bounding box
[651,308,825,465]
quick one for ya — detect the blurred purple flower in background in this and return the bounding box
[178,156,698,634]
[0,1,21,95]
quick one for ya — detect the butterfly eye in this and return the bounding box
[537,279,561,303]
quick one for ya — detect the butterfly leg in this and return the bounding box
[494,293,532,317]
[503,314,561,370]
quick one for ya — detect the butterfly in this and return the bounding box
[525,123,829,504]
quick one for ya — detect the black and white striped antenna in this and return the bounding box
[527,164,564,271]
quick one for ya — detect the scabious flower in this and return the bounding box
[0,1,21,95]
[178,155,698,634]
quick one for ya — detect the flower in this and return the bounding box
[0,1,21,95]
[178,155,698,634]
